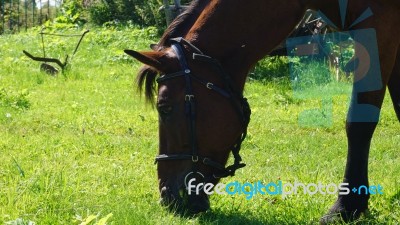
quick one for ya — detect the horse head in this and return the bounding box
[125,38,250,213]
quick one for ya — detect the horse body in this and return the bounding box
[126,0,400,222]
[185,0,307,89]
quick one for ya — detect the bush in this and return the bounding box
[291,59,332,90]
[0,88,31,111]
[89,2,116,25]
[88,0,165,28]
[49,0,195,30]
[250,56,290,82]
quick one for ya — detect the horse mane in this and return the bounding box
[137,66,158,103]
[158,0,211,47]
[137,0,211,103]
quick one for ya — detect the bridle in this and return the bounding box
[154,37,251,181]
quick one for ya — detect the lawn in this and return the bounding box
[0,27,399,224]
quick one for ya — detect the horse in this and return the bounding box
[125,0,400,223]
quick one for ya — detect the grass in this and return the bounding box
[0,27,399,224]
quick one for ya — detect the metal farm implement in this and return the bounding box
[23,29,89,75]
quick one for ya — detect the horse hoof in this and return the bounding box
[320,213,341,225]
[320,203,366,224]
[320,210,364,224]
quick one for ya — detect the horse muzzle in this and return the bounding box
[159,180,210,214]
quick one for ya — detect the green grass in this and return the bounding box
[1,27,399,224]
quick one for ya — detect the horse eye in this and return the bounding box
[157,105,173,115]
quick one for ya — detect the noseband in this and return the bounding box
[155,37,251,180]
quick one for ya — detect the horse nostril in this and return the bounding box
[160,186,172,200]
[160,185,186,213]
[160,186,181,204]
[157,105,173,116]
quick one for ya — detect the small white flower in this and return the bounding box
[5,113,11,118]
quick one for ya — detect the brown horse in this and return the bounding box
[125,0,400,223]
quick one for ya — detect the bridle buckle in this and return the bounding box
[192,155,199,162]
[206,82,214,89]
[185,95,195,101]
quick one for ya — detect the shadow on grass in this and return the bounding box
[165,200,322,225]
[166,206,268,224]
[197,210,266,225]
[390,189,400,206]
[196,209,308,225]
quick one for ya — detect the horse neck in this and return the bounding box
[185,0,308,92]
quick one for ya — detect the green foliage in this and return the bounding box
[0,1,25,33]
[291,59,333,90]
[0,0,189,33]
[88,0,165,28]
[131,0,165,27]
[85,25,158,64]
[251,56,290,82]
[75,213,113,225]
[0,88,30,111]
[1,0,59,34]
[88,2,116,25]
[52,0,87,28]
[327,40,355,68]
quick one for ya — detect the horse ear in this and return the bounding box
[124,50,163,70]
[150,44,158,50]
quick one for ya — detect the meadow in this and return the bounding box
[0,26,399,224]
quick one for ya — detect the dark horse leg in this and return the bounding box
[388,48,400,122]
[321,44,400,224]
[324,92,385,223]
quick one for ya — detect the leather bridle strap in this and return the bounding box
[171,43,199,166]
[154,38,251,179]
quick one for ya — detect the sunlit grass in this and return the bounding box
[0,28,399,224]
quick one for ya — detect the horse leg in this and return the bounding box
[388,46,400,122]
[319,89,385,223]
[321,41,399,223]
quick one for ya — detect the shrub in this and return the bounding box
[250,56,290,82]
[87,0,165,28]
[0,88,31,111]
